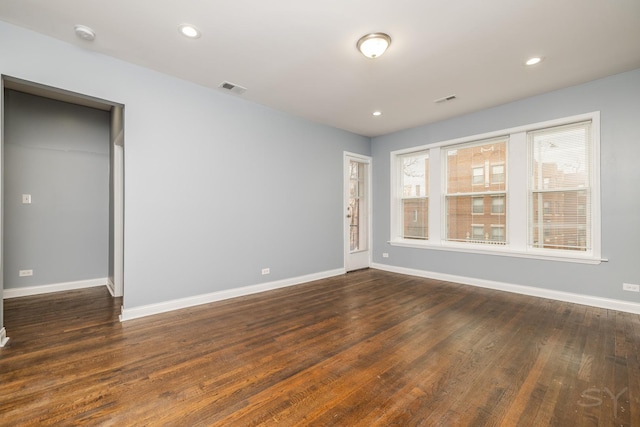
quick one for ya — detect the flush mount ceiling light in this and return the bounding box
[525,56,543,66]
[372,111,382,116]
[74,25,96,41]
[357,33,391,59]
[179,24,201,39]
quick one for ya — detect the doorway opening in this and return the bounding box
[0,76,124,346]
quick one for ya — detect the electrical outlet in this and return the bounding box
[623,283,640,292]
[382,253,389,258]
[19,269,33,277]
[261,268,270,275]
[22,194,32,204]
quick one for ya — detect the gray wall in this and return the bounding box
[372,68,640,303]
[0,21,370,312]
[3,90,110,288]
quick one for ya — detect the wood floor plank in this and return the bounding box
[1,269,639,426]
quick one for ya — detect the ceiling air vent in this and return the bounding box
[434,94,457,104]
[219,81,247,95]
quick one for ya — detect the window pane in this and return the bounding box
[349,161,359,179]
[446,196,506,244]
[529,121,591,252]
[402,198,428,239]
[402,152,429,196]
[446,138,507,244]
[349,180,358,198]
[349,197,360,251]
[349,161,367,252]
[531,190,589,251]
[349,162,364,198]
[401,151,429,240]
[447,138,507,193]
[531,122,590,191]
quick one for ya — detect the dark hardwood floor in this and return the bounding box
[1,269,639,426]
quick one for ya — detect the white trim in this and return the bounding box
[508,131,528,250]
[429,147,442,245]
[113,141,124,298]
[371,263,640,315]
[0,327,9,347]
[106,279,115,297]
[590,114,601,259]
[3,277,108,299]
[120,268,345,322]
[388,239,606,264]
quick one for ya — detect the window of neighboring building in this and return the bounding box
[491,196,505,214]
[471,225,485,241]
[472,197,484,214]
[399,151,429,239]
[472,167,484,185]
[491,164,505,183]
[529,121,593,252]
[445,138,507,244]
[491,225,505,242]
[389,112,600,263]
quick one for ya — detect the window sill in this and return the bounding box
[388,239,605,264]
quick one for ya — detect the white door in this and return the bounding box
[344,153,371,272]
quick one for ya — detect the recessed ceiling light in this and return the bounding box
[357,33,391,59]
[372,111,382,117]
[74,25,96,42]
[179,24,201,39]
[525,57,543,66]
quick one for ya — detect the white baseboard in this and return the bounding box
[371,263,640,315]
[0,327,9,347]
[3,277,109,299]
[120,268,346,321]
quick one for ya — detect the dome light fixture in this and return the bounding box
[357,33,391,59]
[372,111,382,117]
[74,25,96,42]
[179,24,201,39]
[525,56,543,66]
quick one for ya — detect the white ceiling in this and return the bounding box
[1,0,639,137]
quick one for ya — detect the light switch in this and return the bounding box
[22,194,32,204]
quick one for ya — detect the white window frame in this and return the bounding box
[396,150,429,240]
[389,111,602,264]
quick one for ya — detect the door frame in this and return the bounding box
[343,152,372,272]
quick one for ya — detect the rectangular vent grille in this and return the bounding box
[219,81,247,95]
[434,94,457,104]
